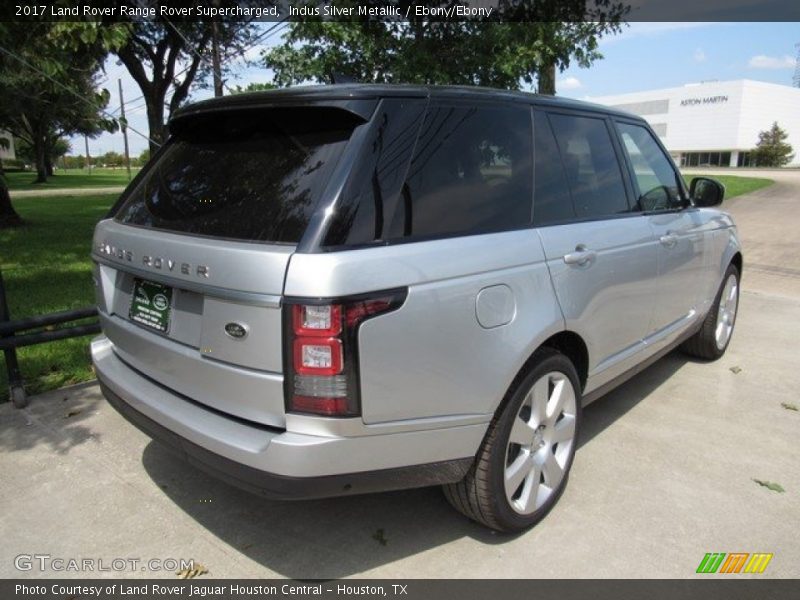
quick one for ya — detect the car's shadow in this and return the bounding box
[142,351,689,578]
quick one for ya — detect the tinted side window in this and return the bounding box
[398,104,533,239]
[533,110,574,226]
[616,122,683,211]
[547,113,629,219]
[323,99,426,247]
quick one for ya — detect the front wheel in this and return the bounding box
[443,348,581,532]
[681,264,740,360]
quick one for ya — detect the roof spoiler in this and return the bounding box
[170,96,378,129]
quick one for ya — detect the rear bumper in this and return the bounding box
[92,336,480,500]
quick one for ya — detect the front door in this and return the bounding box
[535,110,660,390]
[614,120,707,344]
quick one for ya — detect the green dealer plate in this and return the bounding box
[129,278,173,333]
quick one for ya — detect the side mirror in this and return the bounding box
[690,177,725,207]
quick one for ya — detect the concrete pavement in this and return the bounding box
[1,170,798,578]
[10,187,125,199]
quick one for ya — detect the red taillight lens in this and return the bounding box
[293,304,341,336]
[284,291,406,417]
[345,299,393,328]
[293,337,343,376]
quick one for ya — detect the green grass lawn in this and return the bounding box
[1,194,116,401]
[682,173,774,199]
[6,168,140,191]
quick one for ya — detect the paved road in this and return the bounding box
[10,186,125,198]
[1,170,798,579]
[685,168,800,299]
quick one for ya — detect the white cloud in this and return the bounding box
[693,48,706,63]
[747,54,797,69]
[558,76,582,91]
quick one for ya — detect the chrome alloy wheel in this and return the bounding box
[715,273,739,350]
[503,371,577,515]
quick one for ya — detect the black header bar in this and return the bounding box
[4,579,800,600]
[3,0,800,23]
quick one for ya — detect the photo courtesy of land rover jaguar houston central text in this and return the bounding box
[91,85,742,532]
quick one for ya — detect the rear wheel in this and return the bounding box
[681,264,740,360]
[443,348,581,532]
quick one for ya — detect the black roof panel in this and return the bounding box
[172,84,641,122]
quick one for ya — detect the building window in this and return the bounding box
[737,152,756,167]
[680,151,736,167]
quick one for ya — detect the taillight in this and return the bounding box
[284,289,406,417]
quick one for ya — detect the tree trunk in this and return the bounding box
[34,138,47,184]
[146,99,166,155]
[45,155,54,177]
[0,162,23,228]
[537,62,557,96]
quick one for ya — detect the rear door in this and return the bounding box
[534,109,660,390]
[93,106,364,427]
[613,119,708,343]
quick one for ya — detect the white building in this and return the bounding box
[591,80,800,167]
[0,130,14,161]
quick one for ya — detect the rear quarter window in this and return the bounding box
[533,110,575,226]
[114,107,358,244]
[402,104,533,239]
[322,102,534,247]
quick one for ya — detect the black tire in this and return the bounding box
[681,263,740,360]
[443,348,582,532]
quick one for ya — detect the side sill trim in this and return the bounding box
[582,316,703,406]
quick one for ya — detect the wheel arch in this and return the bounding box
[730,251,743,278]
[539,331,589,392]
[507,331,589,400]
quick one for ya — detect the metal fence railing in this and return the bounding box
[0,268,100,408]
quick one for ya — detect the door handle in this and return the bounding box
[659,233,678,248]
[563,247,597,266]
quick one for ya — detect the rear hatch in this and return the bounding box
[92,104,368,427]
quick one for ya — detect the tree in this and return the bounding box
[264,1,626,94]
[0,23,116,184]
[62,154,86,170]
[231,82,277,94]
[137,148,151,167]
[496,1,627,94]
[99,150,125,168]
[93,10,257,152]
[0,22,117,226]
[58,11,256,152]
[752,122,794,167]
[15,137,71,175]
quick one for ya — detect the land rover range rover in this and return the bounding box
[92,85,741,531]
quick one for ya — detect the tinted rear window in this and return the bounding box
[114,107,357,244]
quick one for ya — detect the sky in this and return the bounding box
[73,21,800,157]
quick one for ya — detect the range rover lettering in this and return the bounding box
[91,85,741,532]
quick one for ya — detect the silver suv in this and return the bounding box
[91,85,742,532]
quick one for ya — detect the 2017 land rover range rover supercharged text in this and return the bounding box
[92,84,742,532]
